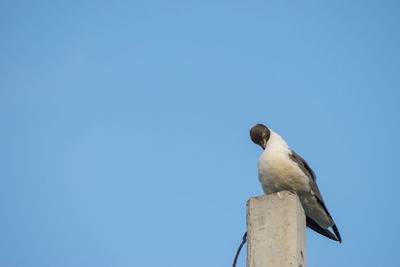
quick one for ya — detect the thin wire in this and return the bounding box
[232,232,247,267]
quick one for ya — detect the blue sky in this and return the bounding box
[1,0,400,266]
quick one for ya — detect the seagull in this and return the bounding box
[250,123,341,242]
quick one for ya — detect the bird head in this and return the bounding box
[250,123,270,150]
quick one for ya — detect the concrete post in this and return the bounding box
[247,191,307,267]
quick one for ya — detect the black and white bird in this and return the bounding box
[250,123,341,242]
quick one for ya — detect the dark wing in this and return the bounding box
[289,150,342,243]
[289,150,324,202]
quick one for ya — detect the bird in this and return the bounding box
[249,123,341,242]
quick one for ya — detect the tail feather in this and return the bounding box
[306,217,341,242]
[332,224,342,243]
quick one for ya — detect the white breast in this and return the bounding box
[258,131,311,195]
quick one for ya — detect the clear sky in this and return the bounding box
[1,0,399,266]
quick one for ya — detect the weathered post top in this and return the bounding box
[247,191,307,267]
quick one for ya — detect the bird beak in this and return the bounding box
[261,140,267,150]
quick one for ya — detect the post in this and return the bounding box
[247,191,307,267]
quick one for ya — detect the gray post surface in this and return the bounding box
[247,191,307,267]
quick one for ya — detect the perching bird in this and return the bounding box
[250,123,341,242]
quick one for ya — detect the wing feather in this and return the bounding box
[289,150,342,242]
